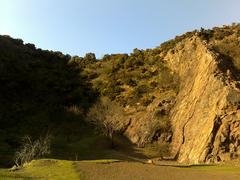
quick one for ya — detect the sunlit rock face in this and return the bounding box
[165,36,240,163]
[125,35,240,164]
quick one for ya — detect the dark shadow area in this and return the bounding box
[174,164,216,168]
[0,35,98,167]
[47,132,149,163]
[113,135,149,159]
[0,35,149,168]
[0,35,172,168]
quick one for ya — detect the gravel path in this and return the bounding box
[75,161,240,180]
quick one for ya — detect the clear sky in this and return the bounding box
[0,0,240,58]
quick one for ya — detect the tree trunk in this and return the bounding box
[109,131,114,148]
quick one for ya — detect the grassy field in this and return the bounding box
[0,159,80,180]
[1,159,240,180]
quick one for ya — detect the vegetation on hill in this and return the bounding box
[0,35,97,167]
[197,23,240,70]
[82,48,179,107]
[1,23,240,167]
[0,36,95,128]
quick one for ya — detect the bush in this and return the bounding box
[124,77,137,87]
[14,134,52,167]
[140,95,155,106]
[102,82,123,100]
[87,97,127,147]
[135,84,150,95]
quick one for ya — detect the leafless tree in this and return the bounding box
[87,97,126,148]
[14,133,52,167]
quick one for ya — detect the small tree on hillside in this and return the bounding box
[87,97,126,148]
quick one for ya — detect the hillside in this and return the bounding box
[1,23,240,167]
[0,36,97,167]
[82,23,240,164]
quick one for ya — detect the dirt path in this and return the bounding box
[75,161,240,180]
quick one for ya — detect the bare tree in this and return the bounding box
[87,97,126,148]
[14,133,52,168]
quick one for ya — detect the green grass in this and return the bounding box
[0,159,122,180]
[0,159,80,180]
[1,159,240,180]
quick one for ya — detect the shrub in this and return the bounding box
[124,77,137,87]
[87,97,127,147]
[140,95,155,106]
[102,81,123,100]
[135,84,150,95]
[14,134,52,167]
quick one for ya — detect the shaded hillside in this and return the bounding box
[0,35,98,128]
[0,36,97,166]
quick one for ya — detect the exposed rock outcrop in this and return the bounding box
[124,35,240,164]
[124,97,174,147]
[165,36,240,163]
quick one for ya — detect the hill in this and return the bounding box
[1,23,240,166]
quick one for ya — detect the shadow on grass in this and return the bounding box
[172,164,216,168]
[48,132,149,163]
[0,126,150,169]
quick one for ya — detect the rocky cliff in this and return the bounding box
[124,32,240,164]
[165,36,240,163]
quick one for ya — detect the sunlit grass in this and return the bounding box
[0,159,80,180]
[0,159,121,180]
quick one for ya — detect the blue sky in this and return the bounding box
[0,0,240,58]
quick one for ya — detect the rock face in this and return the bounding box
[124,35,240,164]
[165,36,240,163]
[124,98,174,147]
